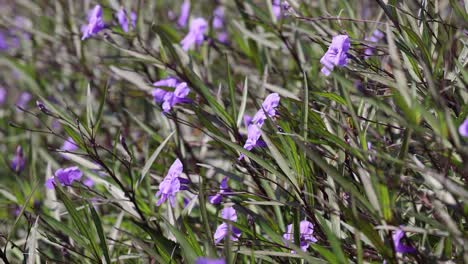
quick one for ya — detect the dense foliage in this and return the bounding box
[0,0,467,263]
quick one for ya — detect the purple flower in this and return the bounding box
[272,0,281,19]
[213,6,224,29]
[152,78,191,112]
[195,258,226,264]
[44,177,55,189]
[459,118,468,137]
[251,93,281,126]
[392,229,416,254]
[214,207,241,244]
[117,8,136,33]
[364,30,384,58]
[217,32,229,43]
[16,92,32,110]
[81,5,105,40]
[240,93,280,159]
[60,137,78,159]
[178,0,191,27]
[320,34,351,76]
[181,18,208,51]
[130,11,137,28]
[243,115,253,128]
[11,146,25,173]
[0,33,8,51]
[212,6,229,43]
[117,8,129,33]
[61,137,78,152]
[243,124,263,152]
[209,177,230,204]
[83,177,95,187]
[0,87,7,105]
[52,120,62,130]
[155,159,189,207]
[45,166,83,189]
[283,220,318,252]
[36,101,49,114]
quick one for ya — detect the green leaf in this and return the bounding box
[137,131,175,187]
[89,202,111,264]
[162,218,198,263]
[315,214,347,264]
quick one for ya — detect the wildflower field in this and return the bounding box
[0,0,467,263]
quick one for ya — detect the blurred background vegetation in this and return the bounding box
[0,0,467,263]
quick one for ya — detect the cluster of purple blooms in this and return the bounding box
[8,3,468,261]
[212,6,228,43]
[240,93,280,159]
[81,5,137,40]
[117,8,137,33]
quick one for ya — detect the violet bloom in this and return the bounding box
[117,8,129,33]
[209,177,230,205]
[214,207,241,244]
[83,177,95,188]
[45,166,83,189]
[195,258,226,264]
[320,34,351,76]
[117,8,136,32]
[0,87,6,105]
[272,0,281,19]
[16,92,32,110]
[62,137,78,153]
[81,5,105,40]
[11,146,25,173]
[364,30,384,58]
[155,159,189,207]
[213,6,228,43]
[217,32,229,43]
[0,33,8,50]
[178,0,191,27]
[392,229,416,254]
[152,78,191,113]
[240,93,280,159]
[251,93,281,126]
[213,6,224,29]
[243,115,253,128]
[243,124,263,152]
[459,118,468,137]
[283,220,318,252]
[130,11,137,28]
[181,18,208,51]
